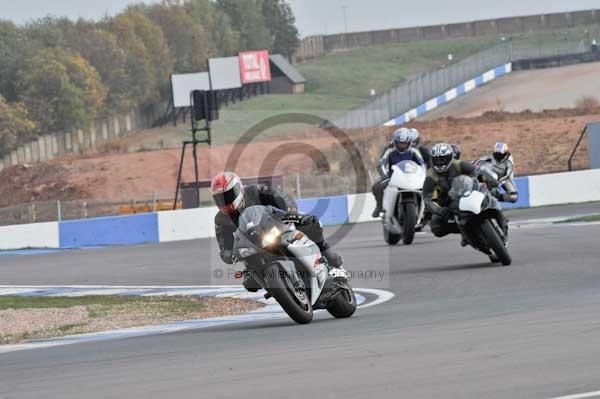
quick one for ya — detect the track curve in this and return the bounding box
[1,203,600,399]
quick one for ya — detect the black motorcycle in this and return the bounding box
[233,205,356,324]
[448,175,512,266]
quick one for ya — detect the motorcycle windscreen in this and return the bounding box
[449,175,477,199]
[237,205,286,247]
[459,191,486,214]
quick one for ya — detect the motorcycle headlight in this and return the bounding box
[262,227,281,248]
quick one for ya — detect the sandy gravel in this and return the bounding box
[0,297,263,345]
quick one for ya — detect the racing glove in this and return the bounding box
[439,207,452,222]
[220,249,235,265]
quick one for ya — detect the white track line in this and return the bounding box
[547,391,600,399]
[0,286,394,354]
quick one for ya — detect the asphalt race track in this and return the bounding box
[1,203,600,399]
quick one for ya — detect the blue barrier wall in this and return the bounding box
[384,63,512,127]
[498,176,530,209]
[59,213,159,248]
[298,195,349,226]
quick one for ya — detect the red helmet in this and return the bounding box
[210,172,244,215]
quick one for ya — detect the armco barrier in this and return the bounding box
[384,63,512,126]
[298,195,349,226]
[0,222,59,250]
[529,169,600,207]
[59,213,159,248]
[158,207,218,242]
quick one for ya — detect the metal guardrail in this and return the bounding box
[331,39,591,129]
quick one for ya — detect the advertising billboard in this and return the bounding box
[208,57,243,90]
[171,73,210,108]
[239,50,271,84]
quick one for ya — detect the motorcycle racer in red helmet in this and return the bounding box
[210,172,343,292]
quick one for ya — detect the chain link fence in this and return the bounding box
[332,43,513,129]
[0,192,178,227]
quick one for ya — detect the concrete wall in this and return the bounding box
[59,213,159,248]
[295,9,600,61]
[0,102,168,172]
[0,222,59,250]
[529,169,600,207]
[3,168,600,250]
[158,208,218,242]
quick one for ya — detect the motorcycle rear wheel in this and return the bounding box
[481,220,512,266]
[265,263,313,324]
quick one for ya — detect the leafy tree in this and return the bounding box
[262,0,299,58]
[0,95,37,157]
[213,12,240,56]
[23,16,73,49]
[0,20,28,102]
[216,0,273,51]
[16,48,107,132]
[142,3,209,73]
[108,11,174,105]
[62,21,131,112]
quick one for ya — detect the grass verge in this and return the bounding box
[0,295,263,345]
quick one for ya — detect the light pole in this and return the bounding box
[342,5,348,34]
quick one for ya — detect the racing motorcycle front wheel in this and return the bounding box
[326,280,357,319]
[265,262,313,324]
[481,220,512,266]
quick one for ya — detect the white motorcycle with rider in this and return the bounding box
[372,128,427,245]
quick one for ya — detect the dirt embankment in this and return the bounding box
[0,135,337,207]
[0,108,597,207]
[320,108,597,180]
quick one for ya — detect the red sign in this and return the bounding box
[239,50,271,84]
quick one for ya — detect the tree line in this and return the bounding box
[0,0,299,157]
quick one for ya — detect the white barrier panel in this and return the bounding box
[0,222,59,250]
[157,207,219,242]
[347,193,379,224]
[529,169,600,207]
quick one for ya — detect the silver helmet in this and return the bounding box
[431,143,454,173]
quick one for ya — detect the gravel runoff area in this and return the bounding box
[0,296,263,345]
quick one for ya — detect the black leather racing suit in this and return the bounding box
[423,160,476,237]
[215,184,331,265]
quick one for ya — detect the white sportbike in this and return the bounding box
[382,160,427,245]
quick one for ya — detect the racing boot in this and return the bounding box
[321,248,343,269]
[460,235,469,247]
[240,269,261,292]
[489,254,501,264]
[371,204,383,218]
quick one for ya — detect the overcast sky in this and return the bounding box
[1,0,599,37]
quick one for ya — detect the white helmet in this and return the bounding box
[392,128,413,153]
[410,128,421,145]
[431,143,454,173]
